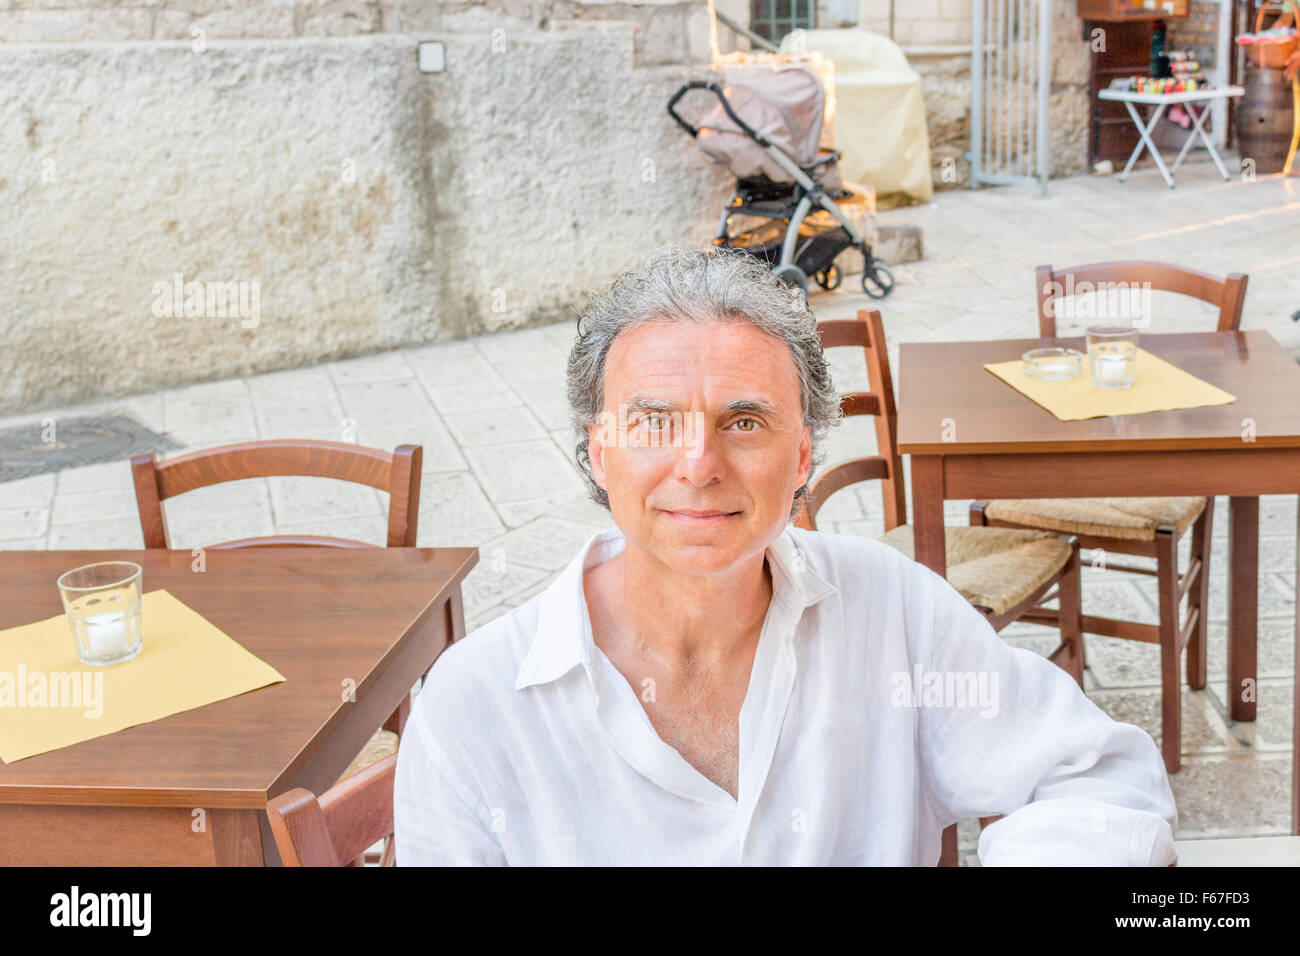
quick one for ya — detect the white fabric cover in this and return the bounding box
[780,28,934,201]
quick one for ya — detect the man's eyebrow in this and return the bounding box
[724,398,780,416]
[623,397,679,413]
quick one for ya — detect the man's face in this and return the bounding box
[588,319,812,577]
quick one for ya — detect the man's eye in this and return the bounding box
[644,414,668,430]
[733,418,758,432]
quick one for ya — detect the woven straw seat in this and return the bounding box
[337,729,398,785]
[878,524,1071,617]
[983,496,1205,542]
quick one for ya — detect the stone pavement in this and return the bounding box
[3,159,1297,862]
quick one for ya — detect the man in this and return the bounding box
[395,245,1178,865]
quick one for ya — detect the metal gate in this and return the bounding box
[969,0,1053,193]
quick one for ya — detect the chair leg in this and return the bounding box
[939,823,959,866]
[1186,500,1213,691]
[1155,528,1182,773]
[361,837,396,867]
[1054,537,1085,686]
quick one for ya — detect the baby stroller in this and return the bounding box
[668,65,895,299]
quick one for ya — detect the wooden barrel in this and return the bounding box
[1237,65,1296,174]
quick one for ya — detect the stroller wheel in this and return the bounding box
[815,264,842,291]
[862,264,895,300]
[772,265,809,296]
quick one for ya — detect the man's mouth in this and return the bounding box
[661,509,741,524]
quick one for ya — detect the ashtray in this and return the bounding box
[1022,347,1083,381]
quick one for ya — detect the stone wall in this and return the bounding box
[1,28,733,414]
[0,0,714,65]
[858,0,973,46]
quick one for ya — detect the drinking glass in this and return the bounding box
[1087,325,1139,389]
[57,562,143,666]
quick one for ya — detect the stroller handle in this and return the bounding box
[666,80,773,149]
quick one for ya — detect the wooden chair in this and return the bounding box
[1033,260,1247,339]
[131,439,422,552]
[267,754,397,866]
[974,261,1249,774]
[795,310,1085,868]
[131,439,431,862]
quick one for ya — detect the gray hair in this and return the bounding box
[566,243,841,511]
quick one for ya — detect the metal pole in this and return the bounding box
[1016,0,1024,178]
[1022,0,1030,177]
[970,0,985,188]
[1022,0,1031,178]
[1002,0,1011,177]
[1024,0,1034,178]
[1036,0,1052,195]
[714,9,780,53]
[995,0,1004,177]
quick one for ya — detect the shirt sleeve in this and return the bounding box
[914,567,1178,867]
[394,698,508,867]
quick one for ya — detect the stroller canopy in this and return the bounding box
[696,65,827,183]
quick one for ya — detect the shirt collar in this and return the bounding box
[514,524,838,691]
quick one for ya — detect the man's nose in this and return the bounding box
[674,416,723,486]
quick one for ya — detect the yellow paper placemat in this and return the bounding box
[984,348,1236,421]
[0,588,285,762]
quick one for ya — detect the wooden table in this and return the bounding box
[0,547,476,865]
[897,330,1300,861]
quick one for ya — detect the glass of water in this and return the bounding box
[57,562,144,666]
[1087,325,1139,390]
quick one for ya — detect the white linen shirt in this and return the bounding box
[395,526,1178,866]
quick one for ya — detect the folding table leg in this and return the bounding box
[1119,101,1174,188]
[1171,102,1230,181]
[1171,108,1201,174]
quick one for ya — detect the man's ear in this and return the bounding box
[588,413,610,492]
[797,425,813,488]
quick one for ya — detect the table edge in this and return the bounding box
[0,547,480,805]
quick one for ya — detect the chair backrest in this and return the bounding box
[795,309,906,532]
[267,753,397,867]
[131,439,422,549]
[1035,260,1248,338]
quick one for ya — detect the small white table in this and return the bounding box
[1099,86,1245,188]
